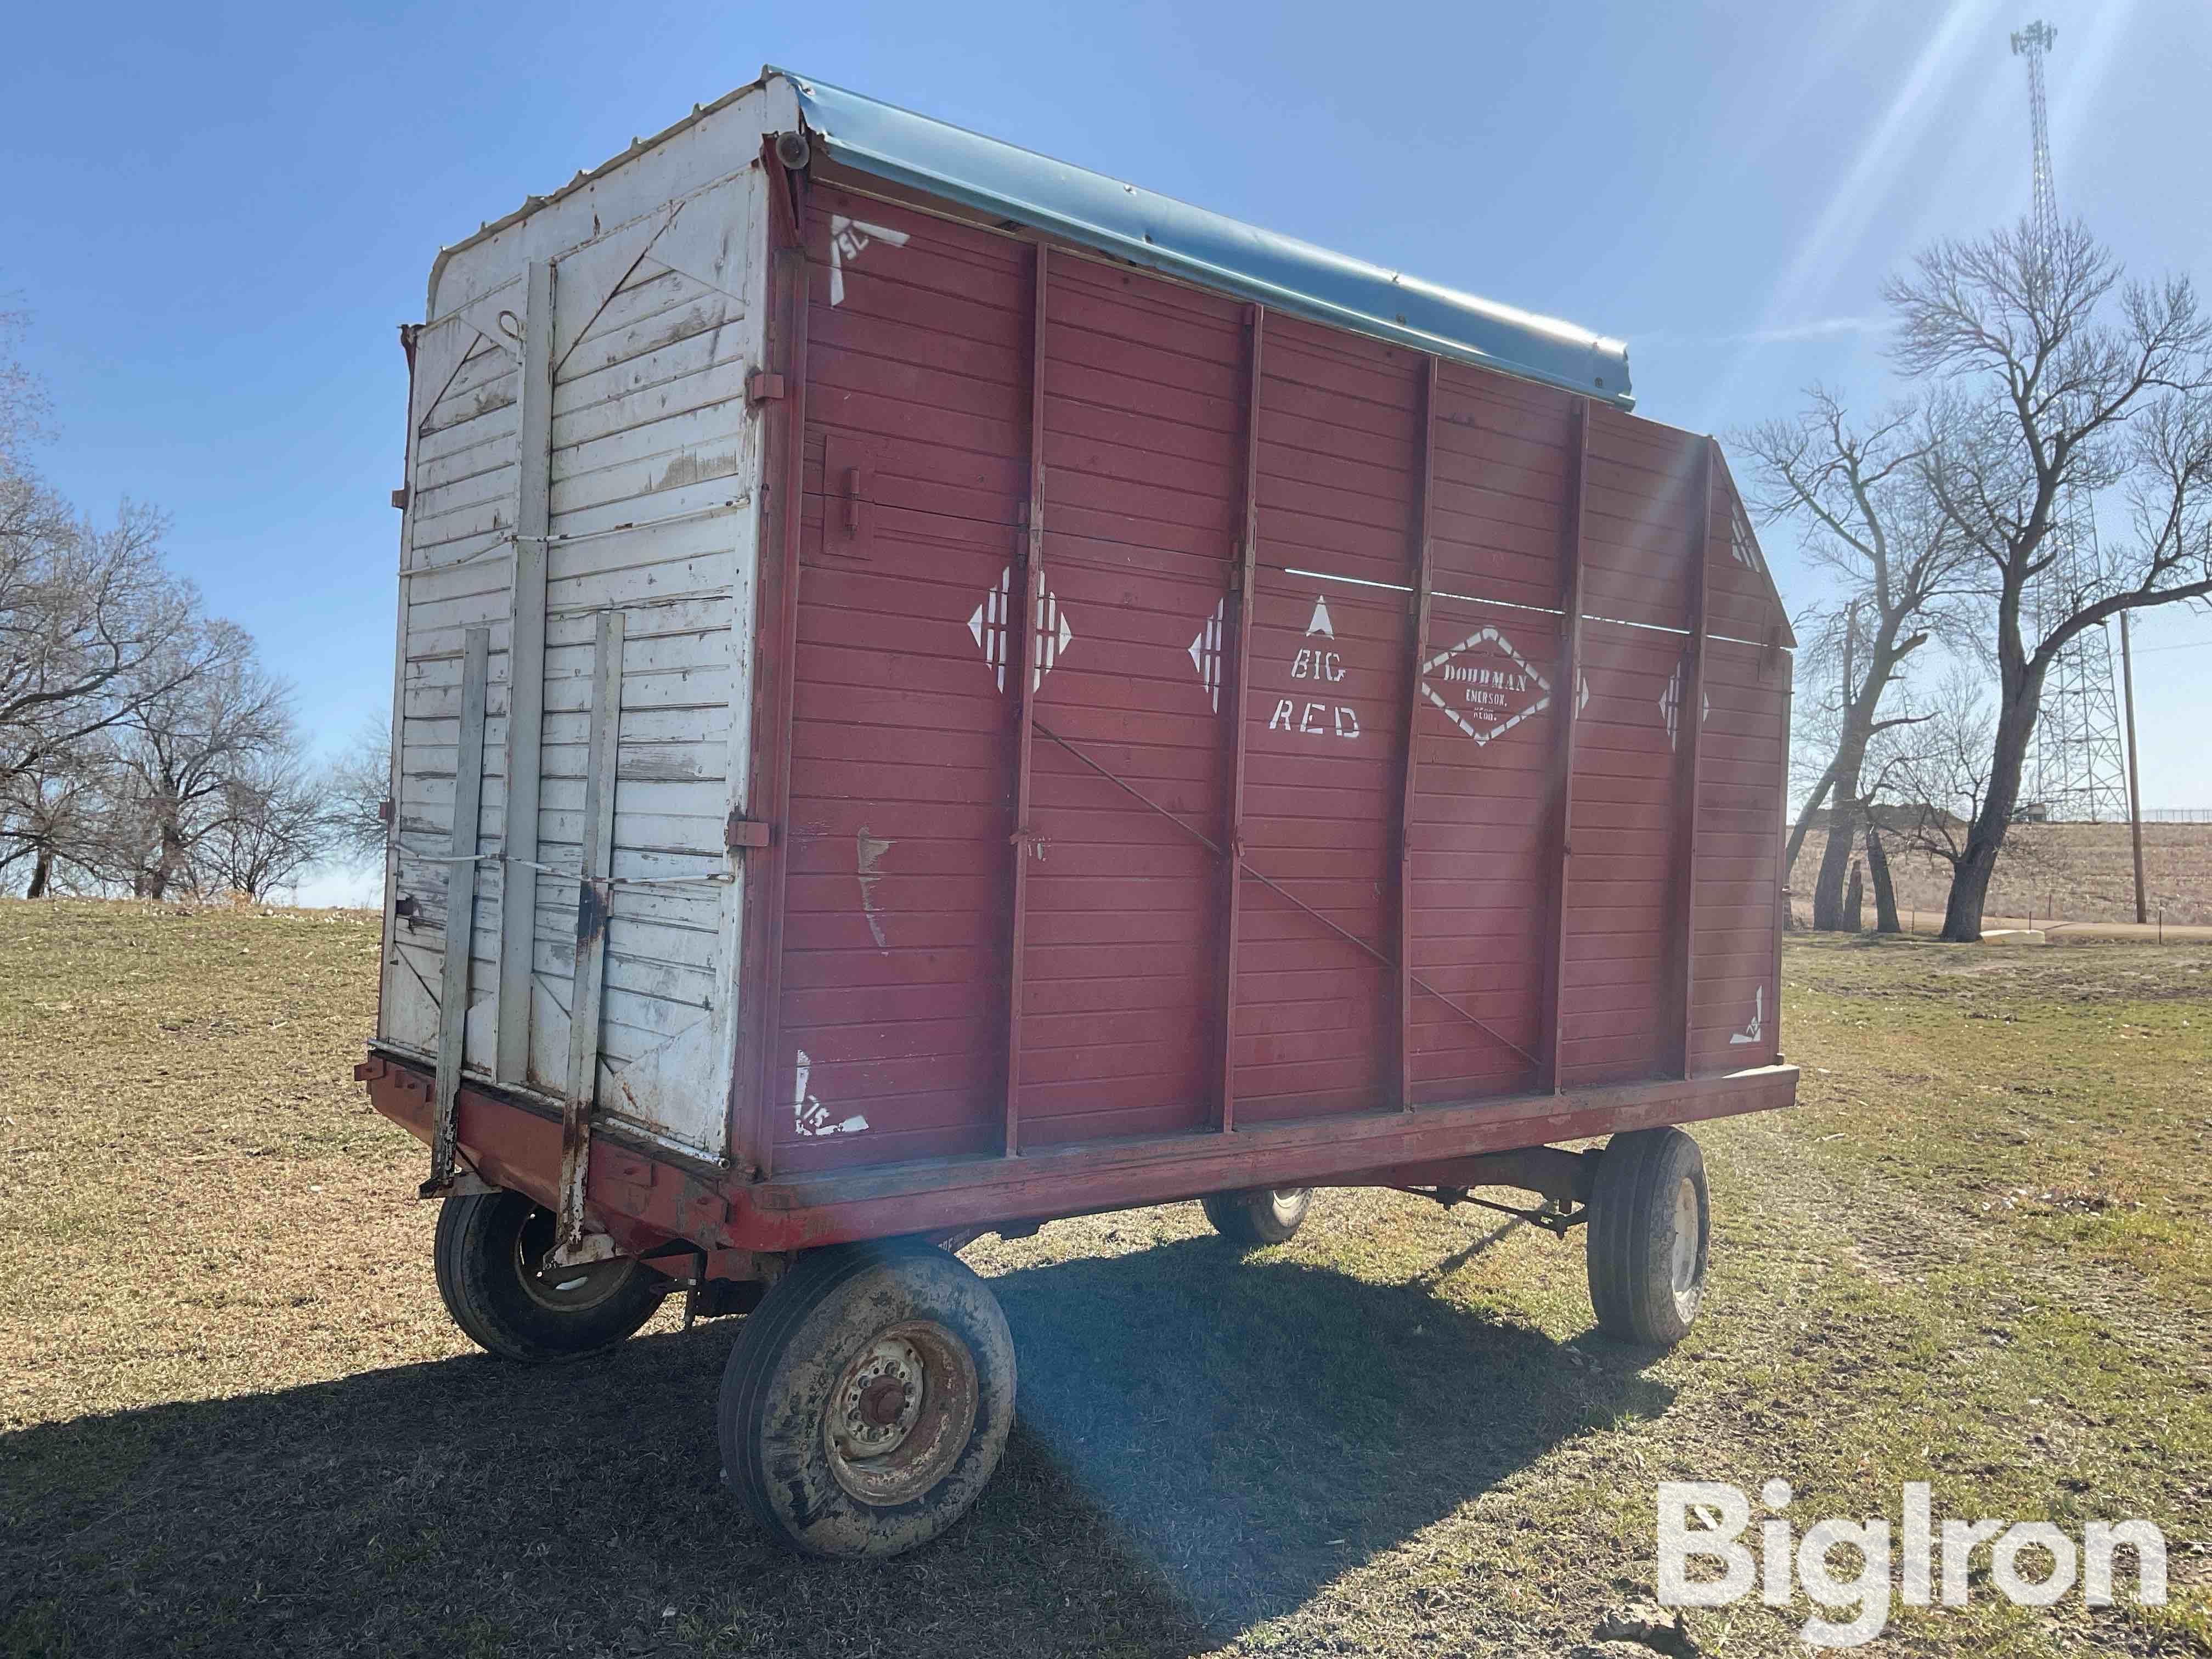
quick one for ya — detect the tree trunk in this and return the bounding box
[1813,797,1861,930]
[1784,763,1839,885]
[1843,860,1865,933]
[1865,822,1900,934]
[1940,669,2043,942]
[27,847,52,900]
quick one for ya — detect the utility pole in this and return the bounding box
[2119,610,2147,924]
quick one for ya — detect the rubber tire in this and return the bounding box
[432,1189,662,1363]
[1584,1127,1709,1345]
[719,1240,1016,1559]
[1201,1187,1312,1245]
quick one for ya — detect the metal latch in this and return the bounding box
[725,812,772,850]
[747,370,787,404]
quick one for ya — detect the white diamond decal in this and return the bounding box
[968,567,1012,692]
[1419,625,1550,746]
[1189,598,1224,711]
[1033,585,1072,691]
[1660,657,1709,750]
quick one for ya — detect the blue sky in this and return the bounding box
[4,0,2208,900]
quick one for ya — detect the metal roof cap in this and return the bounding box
[768,66,1632,409]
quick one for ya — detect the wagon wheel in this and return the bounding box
[1584,1127,1709,1345]
[719,1240,1015,1558]
[1200,1186,1312,1245]
[433,1189,663,1363]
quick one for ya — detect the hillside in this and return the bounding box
[1790,821,2212,927]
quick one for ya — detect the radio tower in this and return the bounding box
[2011,20,2130,822]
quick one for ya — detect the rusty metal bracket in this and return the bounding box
[724,811,772,850]
[552,611,625,1267]
[420,627,490,1200]
[746,370,787,403]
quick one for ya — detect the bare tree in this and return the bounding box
[0,747,108,896]
[1887,221,2212,939]
[1735,388,1969,929]
[323,716,392,866]
[0,303,50,472]
[1,486,240,792]
[107,640,292,899]
[196,749,338,899]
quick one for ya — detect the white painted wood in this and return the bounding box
[381,80,785,1161]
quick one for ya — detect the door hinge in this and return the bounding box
[377,798,395,825]
[725,812,772,850]
[747,370,787,404]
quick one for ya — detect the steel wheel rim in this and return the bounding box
[514,1204,635,1313]
[823,1318,977,1507]
[1669,1176,1702,1306]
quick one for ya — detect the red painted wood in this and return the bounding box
[1396,358,1437,1108]
[1001,242,1048,1156]
[1216,305,1264,1133]
[1670,441,1717,1077]
[731,151,811,1182]
[1541,399,1590,1091]
[732,183,1793,1184]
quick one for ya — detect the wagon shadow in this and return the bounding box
[1,1242,1667,1658]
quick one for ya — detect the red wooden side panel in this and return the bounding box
[1429,362,1573,610]
[1706,461,1792,646]
[1580,407,1701,633]
[1557,619,1685,1086]
[1228,320,1423,1124]
[758,185,1794,1180]
[1014,257,1246,1147]
[1234,572,1409,1121]
[1686,635,1789,1075]
[1407,592,1558,1100]
[774,186,1029,1172]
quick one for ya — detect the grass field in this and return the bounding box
[1791,822,2212,927]
[2,900,2208,1658]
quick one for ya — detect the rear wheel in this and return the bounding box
[1201,1187,1312,1245]
[1585,1127,1709,1345]
[433,1189,663,1363]
[719,1240,1015,1559]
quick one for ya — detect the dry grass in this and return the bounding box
[1793,822,2212,927]
[2,900,2208,1657]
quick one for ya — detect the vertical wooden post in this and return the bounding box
[1770,644,1793,1060]
[736,152,810,1182]
[1394,357,1438,1109]
[554,611,624,1262]
[1215,303,1266,1134]
[1541,400,1590,1092]
[1002,242,1049,1157]
[496,259,555,1085]
[1669,441,1716,1079]
[422,625,490,1197]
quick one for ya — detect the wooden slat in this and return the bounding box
[737,157,810,1182]
[1670,441,1716,1077]
[424,625,489,1194]
[1002,242,1048,1156]
[495,259,554,1084]
[1542,399,1590,1090]
[1395,357,1438,1108]
[1216,304,1265,1134]
[554,610,624,1257]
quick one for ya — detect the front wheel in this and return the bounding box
[432,1189,663,1363]
[1201,1187,1312,1245]
[1584,1127,1709,1345]
[719,1240,1015,1558]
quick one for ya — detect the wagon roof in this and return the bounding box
[770,67,1635,410]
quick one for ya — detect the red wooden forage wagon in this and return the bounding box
[359,66,1797,1558]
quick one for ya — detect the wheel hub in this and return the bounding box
[836,1338,925,1457]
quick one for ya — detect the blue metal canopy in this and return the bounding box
[769,67,1633,409]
